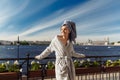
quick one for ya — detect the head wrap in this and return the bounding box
[62,20,77,43]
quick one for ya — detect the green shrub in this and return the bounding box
[105,59,120,67]
[74,60,80,68]
[30,61,41,71]
[91,61,100,67]
[74,59,100,68]
[80,59,91,68]
[0,63,6,72]
[47,61,55,69]
[0,60,20,72]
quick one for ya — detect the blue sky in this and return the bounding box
[0,0,120,42]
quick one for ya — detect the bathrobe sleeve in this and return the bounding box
[35,39,55,60]
[71,44,85,58]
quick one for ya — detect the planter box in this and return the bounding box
[104,66,120,72]
[46,69,55,77]
[0,72,19,80]
[29,70,42,78]
[76,67,102,74]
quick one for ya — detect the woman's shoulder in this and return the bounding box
[51,35,62,43]
[51,35,59,42]
[53,35,62,40]
[56,35,62,38]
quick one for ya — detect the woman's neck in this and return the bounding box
[57,35,69,46]
[62,35,69,41]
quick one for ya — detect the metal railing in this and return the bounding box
[0,54,120,80]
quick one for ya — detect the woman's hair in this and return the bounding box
[61,21,77,43]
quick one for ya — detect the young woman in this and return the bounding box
[35,20,85,80]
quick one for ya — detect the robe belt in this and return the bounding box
[56,56,71,66]
[56,56,71,59]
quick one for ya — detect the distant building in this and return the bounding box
[13,40,51,45]
[114,42,120,46]
[0,40,12,45]
[86,37,109,46]
[35,41,51,45]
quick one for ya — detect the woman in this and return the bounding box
[35,20,85,80]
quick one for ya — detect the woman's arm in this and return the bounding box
[35,40,54,60]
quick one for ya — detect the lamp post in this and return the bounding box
[17,36,20,61]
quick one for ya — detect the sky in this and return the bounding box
[0,0,120,43]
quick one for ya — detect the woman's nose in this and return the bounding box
[61,29,64,32]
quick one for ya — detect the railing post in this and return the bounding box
[41,64,46,80]
[19,65,22,80]
[26,53,30,80]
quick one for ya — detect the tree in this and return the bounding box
[111,42,114,45]
[117,41,120,43]
[20,40,29,45]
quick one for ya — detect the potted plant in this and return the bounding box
[0,60,20,80]
[74,60,80,68]
[29,60,42,78]
[0,63,6,72]
[46,61,55,77]
[75,59,101,74]
[104,59,120,72]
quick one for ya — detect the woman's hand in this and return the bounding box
[35,55,40,60]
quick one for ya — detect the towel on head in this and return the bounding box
[62,20,77,43]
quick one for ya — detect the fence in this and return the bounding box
[0,54,120,80]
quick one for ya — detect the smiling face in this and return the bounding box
[61,25,70,37]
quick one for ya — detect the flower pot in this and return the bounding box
[104,66,120,72]
[0,72,19,80]
[46,69,55,77]
[29,70,42,78]
[76,67,102,74]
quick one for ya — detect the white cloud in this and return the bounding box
[0,0,29,25]
[77,12,120,31]
[19,0,112,36]
[17,0,57,19]
[18,27,59,41]
[0,0,57,27]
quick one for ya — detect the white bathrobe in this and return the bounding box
[36,36,85,80]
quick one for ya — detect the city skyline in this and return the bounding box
[0,0,120,42]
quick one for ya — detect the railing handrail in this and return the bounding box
[0,55,120,60]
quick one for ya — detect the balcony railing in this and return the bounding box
[0,54,120,80]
